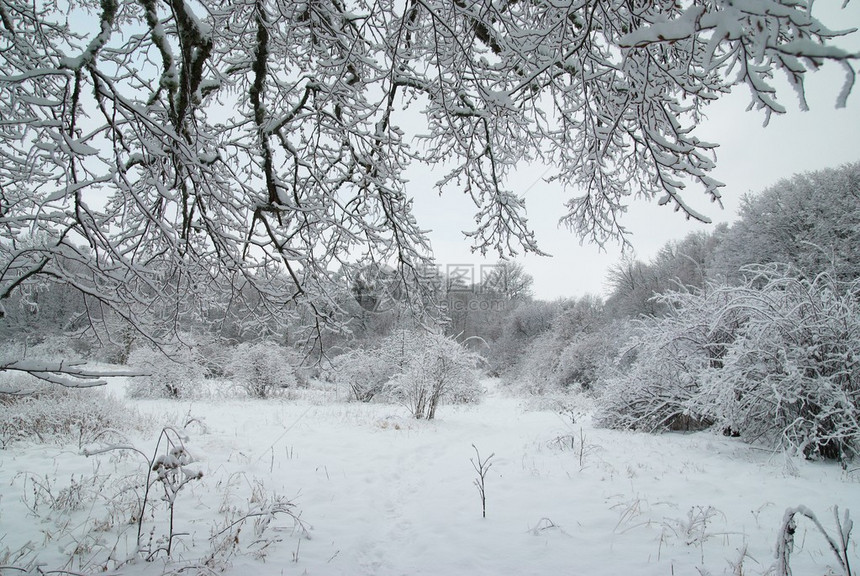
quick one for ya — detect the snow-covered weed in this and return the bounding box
[528,517,569,537]
[662,505,726,550]
[19,472,90,513]
[610,494,652,534]
[1,418,306,575]
[205,474,309,568]
[470,444,494,518]
[547,426,599,469]
[0,386,147,447]
[8,459,143,572]
[775,505,854,576]
[0,542,39,573]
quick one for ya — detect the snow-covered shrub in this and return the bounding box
[331,347,398,402]
[194,339,232,379]
[127,346,207,399]
[328,330,483,415]
[226,342,303,398]
[384,331,482,419]
[596,267,860,460]
[514,331,565,396]
[25,335,87,364]
[594,316,714,432]
[557,326,624,391]
[500,296,610,395]
[511,329,618,396]
[0,367,42,397]
[693,271,860,460]
[0,386,146,447]
[446,368,485,405]
[595,279,753,432]
[486,300,561,377]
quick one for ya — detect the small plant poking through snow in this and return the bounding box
[149,435,203,558]
[84,426,203,560]
[206,476,309,567]
[471,444,495,519]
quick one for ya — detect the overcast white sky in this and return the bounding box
[409,3,860,301]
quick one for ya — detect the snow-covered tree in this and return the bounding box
[1,0,857,379]
[605,229,724,318]
[480,262,534,303]
[709,162,860,283]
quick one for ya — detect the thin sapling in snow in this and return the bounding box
[471,444,495,519]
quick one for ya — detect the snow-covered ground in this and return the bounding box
[1,378,857,575]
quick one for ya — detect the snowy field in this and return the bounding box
[1,377,857,576]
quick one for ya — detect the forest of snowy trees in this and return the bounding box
[2,0,857,368]
[487,162,860,461]
[3,161,859,461]
[1,1,859,572]
[2,160,858,576]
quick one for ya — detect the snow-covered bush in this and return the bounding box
[693,271,860,460]
[331,347,399,402]
[446,366,485,405]
[596,267,860,460]
[24,335,87,364]
[557,326,623,392]
[328,330,482,416]
[486,300,561,377]
[498,296,611,395]
[0,386,146,447]
[594,312,715,432]
[514,331,565,396]
[384,331,482,419]
[225,342,303,398]
[596,277,753,432]
[127,346,207,399]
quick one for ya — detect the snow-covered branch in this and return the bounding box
[0,0,856,346]
[0,359,144,389]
